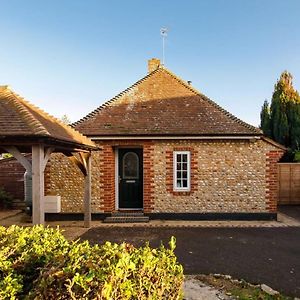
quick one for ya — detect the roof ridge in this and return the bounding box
[161,67,262,135]
[72,68,162,127]
[2,87,50,136]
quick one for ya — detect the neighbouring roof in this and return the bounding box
[74,65,262,137]
[0,86,96,150]
[261,136,287,151]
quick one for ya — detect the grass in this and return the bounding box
[195,274,293,300]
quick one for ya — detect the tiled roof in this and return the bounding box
[0,86,96,149]
[74,67,262,137]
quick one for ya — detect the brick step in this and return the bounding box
[111,211,144,217]
[11,199,26,210]
[103,215,149,223]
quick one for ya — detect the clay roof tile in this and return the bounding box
[0,86,95,148]
[74,67,262,137]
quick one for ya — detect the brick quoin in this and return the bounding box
[143,143,155,213]
[166,147,198,196]
[100,145,115,212]
[265,150,284,212]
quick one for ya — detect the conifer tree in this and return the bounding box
[260,71,300,149]
[260,100,271,137]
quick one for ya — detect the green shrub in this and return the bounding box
[0,187,14,209]
[0,225,183,299]
[294,150,300,162]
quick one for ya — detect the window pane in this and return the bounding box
[182,180,187,188]
[182,163,187,170]
[182,154,187,162]
[177,180,182,187]
[177,162,181,170]
[177,171,181,179]
[177,154,181,162]
[123,152,139,179]
[182,171,187,179]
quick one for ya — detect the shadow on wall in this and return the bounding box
[0,155,31,204]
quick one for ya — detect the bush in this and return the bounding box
[0,187,13,209]
[294,150,300,162]
[0,225,183,299]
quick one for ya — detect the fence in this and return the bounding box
[278,163,300,205]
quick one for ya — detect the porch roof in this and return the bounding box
[0,85,96,152]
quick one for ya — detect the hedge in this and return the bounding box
[0,225,183,299]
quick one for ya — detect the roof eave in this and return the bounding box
[0,135,98,151]
[261,136,287,151]
[88,134,263,141]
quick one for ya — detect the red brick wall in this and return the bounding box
[0,157,27,202]
[101,145,115,212]
[266,150,285,212]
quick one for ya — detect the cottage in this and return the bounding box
[46,59,285,221]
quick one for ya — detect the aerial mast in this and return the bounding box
[160,27,168,66]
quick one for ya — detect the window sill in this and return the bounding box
[171,191,192,196]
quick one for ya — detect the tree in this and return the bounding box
[288,100,300,149]
[260,100,271,137]
[260,71,300,149]
[60,114,71,125]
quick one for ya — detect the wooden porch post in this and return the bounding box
[84,153,92,228]
[32,144,45,225]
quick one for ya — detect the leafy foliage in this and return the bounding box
[0,225,183,299]
[294,150,300,162]
[260,71,300,153]
[260,100,271,137]
[0,187,13,209]
[1,153,13,159]
[60,114,71,125]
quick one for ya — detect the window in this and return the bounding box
[173,151,190,191]
[123,152,139,179]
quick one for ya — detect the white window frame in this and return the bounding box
[173,151,191,192]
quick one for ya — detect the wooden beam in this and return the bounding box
[4,146,32,173]
[79,152,87,172]
[67,155,87,176]
[84,153,92,228]
[32,144,45,225]
[64,152,90,176]
[42,147,55,171]
[63,151,92,227]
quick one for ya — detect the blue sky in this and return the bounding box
[0,0,299,126]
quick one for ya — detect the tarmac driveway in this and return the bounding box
[279,205,300,222]
[80,226,300,297]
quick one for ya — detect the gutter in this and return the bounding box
[90,135,262,141]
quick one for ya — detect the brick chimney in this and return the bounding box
[148,58,160,73]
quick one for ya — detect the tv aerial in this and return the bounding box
[160,27,168,65]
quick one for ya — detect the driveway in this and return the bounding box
[80,226,300,297]
[279,205,300,222]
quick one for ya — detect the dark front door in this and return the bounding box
[118,148,143,209]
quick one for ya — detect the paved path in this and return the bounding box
[80,226,300,298]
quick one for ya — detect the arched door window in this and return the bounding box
[123,152,139,179]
